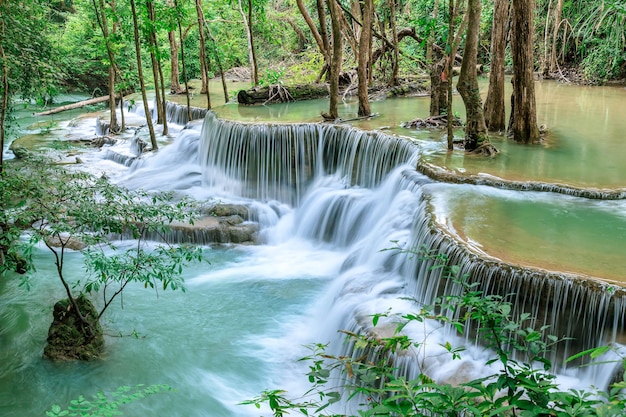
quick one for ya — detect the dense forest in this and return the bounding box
[2,0,625,113]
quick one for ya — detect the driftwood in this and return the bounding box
[34,95,119,116]
[237,84,328,105]
[452,64,484,76]
[402,114,463,129]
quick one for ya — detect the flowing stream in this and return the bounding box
[2,80,626,416]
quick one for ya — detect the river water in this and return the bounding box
[2,79,626,416]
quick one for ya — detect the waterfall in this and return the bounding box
[115,109,625,394]
[198,112,419,206]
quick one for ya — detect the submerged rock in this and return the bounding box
[43,295,104,361]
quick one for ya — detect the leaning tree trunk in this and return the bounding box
[326,0,343,120]
[296,0,330,83]
[484,0,509,132]
[357,0,373,117]
[130,0,157,150]
[456,0,488,151]
[510,0,540,143]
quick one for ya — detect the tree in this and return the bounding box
[1,161,202,360]
[146,0,169,135]
[509,0,540,143]
[0,0,53,173]
[357,0,373,117]
[167,0,182,94]
[194,0,212,109]
[325,0,343,120]
[456,0,488,151]
[296,0,331,83]
[484,0,509,132]
[91,0,121,134]
[238,0,260,86]
[130,0,158,149]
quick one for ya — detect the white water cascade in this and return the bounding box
[115,108,626,404]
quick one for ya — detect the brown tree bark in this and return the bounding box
[167,0,181,94]
[205,23,229,104]
[146,0,167,135]
[296,0,330,83]
[484,0,509,132]
[457,0,488,151]
[430,58,447,116]
[0,40,7,173]
[326,0,343,120]
[550,0,563,73]
[510,0,540,143]
[174,0,192,122]
[357,0,373,117]
[93,0,120,133]
[130,0,157,150]
[238,0,259,86]
[194,0,211,109]
[387,0,400,86]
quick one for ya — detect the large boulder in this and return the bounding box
[43,295,104,361]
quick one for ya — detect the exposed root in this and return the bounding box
[402,114,463,129]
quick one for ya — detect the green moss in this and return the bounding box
[43,295,104,361]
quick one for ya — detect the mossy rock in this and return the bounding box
[43,295,104,361]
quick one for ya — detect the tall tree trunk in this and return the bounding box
[130,0,157,150]
[549,0,563,73]
[174,0,192,121]
[194,0,211,109]
[296,0,330,78]
[0,41,7,174]
[357,0,372,117]
[428,0,444,116]
[326,0,342,120]
[93,0,120,133]
[168,30,181,93]
[445,1,468,149]
[238,0,259,86]
[205,23,229,103]
[484,0,509,132]
[457,0,488,151]
[147,1,165,130]
[148,0,169,135]
[167,0,181,93]
[387,0,399,86]
[510,0,540,143]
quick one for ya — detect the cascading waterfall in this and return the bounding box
[188,111,626,392]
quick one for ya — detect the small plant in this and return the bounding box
[46,384,172,417]
[1,159,204,360]
[259,67,286,87]
[243,246,626,416]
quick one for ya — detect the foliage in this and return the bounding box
[243,248,626,416]
[259,67,286,86]
[1,158,204,329]
[45,384,172,417]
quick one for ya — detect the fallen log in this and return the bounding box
[34,94,119,116]
[237,84,328,105]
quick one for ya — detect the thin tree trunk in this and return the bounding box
[167,0,181,93]
[510,0,540,143]
[0,41,7,174]
[175,0,192,121]
[457,0,488,151]
[387,0,399,86]
[238,0,258,86]
[550,0,563,73]
[93,0,119,133]
[130,0,157,150]
[205,23,229,103]
[168,30,181,93]
[484,0,509,131]
[194,0,211,109]
[357,0,372,116]
[326,0,342,120]
[147,0,168,135]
